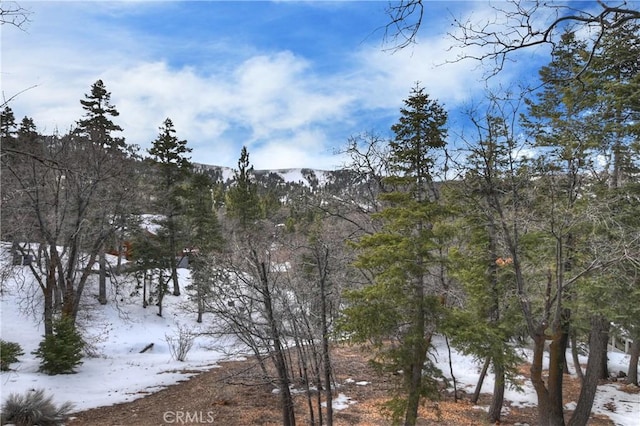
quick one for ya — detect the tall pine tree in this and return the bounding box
[183,172,223,323]
[341,85,449,426]
[148,118,192,296]
[225,146,262,229]
[76,79,125,151]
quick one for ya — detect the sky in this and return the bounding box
[1,1,555,170]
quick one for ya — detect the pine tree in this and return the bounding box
[591,20,640,188]
[32,317,85,375]
[17,116,38,141]
[0,106,17,140]
[148,118,192,296]
[225,146,262,229]
[183,172,223,323]
[447,110,527,423]
[74,80,128,305]
[0,340,24,371]
[76,79,124,150]
[518,33,602,425]
[513,28,640,425]
[341,85,449,426]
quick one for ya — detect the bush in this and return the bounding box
[0,388,74,426]
[32,317,85,375]
[165,324,195,362]
[0,340,24,371]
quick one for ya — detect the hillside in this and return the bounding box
[193,162,375,200]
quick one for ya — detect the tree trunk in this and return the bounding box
[196,280,204,323]
[403,279,428,426]
[599,325,610,380]
[445,335,458,402]
[196,304,203,323]
[562,346,571,374]
[44,267,55,336]
[142,271,148,308]
[98,249,107,305]
[547,329,569,425]
[322,343,333,426]
[319,258,334,426]
[471,357,491,404]
[627,338,639,386]
[488,360,505,423]
[157,272,166,317]
[568,315,609,426]
[571,330,583,381]
[259,261,295,426]
[296,339,316,426]
[169,231,180,296]
[531,332,566,426]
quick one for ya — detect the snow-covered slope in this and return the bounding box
[0,263,230,411]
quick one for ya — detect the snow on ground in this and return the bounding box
[428,336,640,426]
[0,264,231,412]
[1,258,639,424]
[322,393,356,410]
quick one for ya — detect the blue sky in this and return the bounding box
[2,1,550,170]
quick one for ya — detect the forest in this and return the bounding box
[1,6,640,426]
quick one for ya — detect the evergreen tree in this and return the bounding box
[76,79,125,151]
[591,20,640,188]
[0,106,17,140]
[566,21,640,408]
[183,172,224,323]
[225,146,262,229]
[514,28,639,425]
[17,116,38,141]
[0,340,24,371]
[518,32,604,425]
[148,118,192,296]
[74,80,128,304]
[32,317,85,375]
[448,110,527,423]
[341,85,449,426]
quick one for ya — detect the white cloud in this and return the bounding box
[2,1,542,169]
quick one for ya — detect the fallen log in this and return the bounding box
[139,343,154,353]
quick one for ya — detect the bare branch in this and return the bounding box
[384,0,423,51]
[0,1,32,29]
[2,85,39,109]
[385,0,640,76]
[447,0,640,76]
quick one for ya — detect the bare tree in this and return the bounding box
[451,1,640,76]
[385,0,640,77]
[2,120,137,332]
[204,221,296,426]
[0,1,31,29]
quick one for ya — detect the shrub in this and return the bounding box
[165,323,195,362]
[0,389,74,426]
[32,317,85,375]
[0,340,24,371]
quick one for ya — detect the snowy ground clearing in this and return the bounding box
[0,264,232,412]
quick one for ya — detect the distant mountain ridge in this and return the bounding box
[192,162,376,205]
[194,162,355,189]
